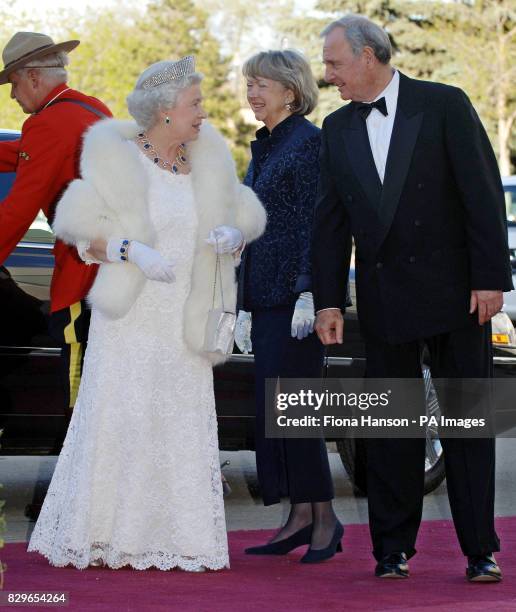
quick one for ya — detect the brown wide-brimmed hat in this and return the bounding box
[0,31,79,85]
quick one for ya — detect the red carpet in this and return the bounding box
[2,518,516,611]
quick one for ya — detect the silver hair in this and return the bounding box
[127,60,203,131]
[243,49,318,116]
[16,51,69,84]
[321,14,392,65]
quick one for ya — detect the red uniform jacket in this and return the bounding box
[0,84,112,312]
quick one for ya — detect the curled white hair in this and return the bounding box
[322,14,392,65]
[127,60,203,131]
[16,51,69,84]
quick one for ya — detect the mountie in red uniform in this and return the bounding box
[0,84,111,413]
[0,83,112,311]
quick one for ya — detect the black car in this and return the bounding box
[2,128,516,497]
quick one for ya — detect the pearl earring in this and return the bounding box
[285,101,292,111]
[165,116,171,125]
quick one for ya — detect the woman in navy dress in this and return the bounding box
[236,50,343,563]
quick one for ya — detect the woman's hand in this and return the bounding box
[126,240,175,283]
[104,238,175,283]
[205,225,244,254]
[291,292,315,340]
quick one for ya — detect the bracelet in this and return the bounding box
[119,239,130,262]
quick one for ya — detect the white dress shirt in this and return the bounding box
[364,70,399,183]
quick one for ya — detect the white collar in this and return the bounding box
[371,69,399,116]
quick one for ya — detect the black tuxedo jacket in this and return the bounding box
[312,72,513,343]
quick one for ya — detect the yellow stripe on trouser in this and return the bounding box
[63,301,84,409]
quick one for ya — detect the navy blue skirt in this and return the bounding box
[251,305,334,506]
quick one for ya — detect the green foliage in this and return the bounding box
[282,0,516,172]
[0,0,513,174]
[0,0,253,176]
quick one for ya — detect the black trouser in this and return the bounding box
[365,321,499,561]
[48,300,91,412]
[26,300,91,517]
[251,305,334,506]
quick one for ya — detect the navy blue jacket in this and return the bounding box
[239,114,320,310]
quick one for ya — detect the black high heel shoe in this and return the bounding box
[300,522,344,563]
[245,523,313,555]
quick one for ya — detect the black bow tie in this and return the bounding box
[356,97,388,120]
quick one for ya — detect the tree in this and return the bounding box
[282,0,516,173]
[135,0,254,175]
[426,0,516,176]
[0,1,47,129]
[198,0,298,172]
[0,0,253,176]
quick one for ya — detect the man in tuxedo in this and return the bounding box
[312,14,513,581]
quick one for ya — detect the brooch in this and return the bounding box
[19,151,30,161]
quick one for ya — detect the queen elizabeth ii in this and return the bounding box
[28,56,266,571]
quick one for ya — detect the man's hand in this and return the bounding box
[315,308,344,345]
[470,290,503,325]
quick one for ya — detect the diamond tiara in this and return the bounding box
[140,55,196,90]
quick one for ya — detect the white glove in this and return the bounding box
[107,238,175,283]
[205,225,243,254]
[291,292,315,340]
[234,310,252,354]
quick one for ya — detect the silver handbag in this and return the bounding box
[203,249,236,355]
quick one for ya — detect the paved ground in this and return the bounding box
[2,439,515,543]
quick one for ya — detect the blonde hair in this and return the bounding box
[243,49,318,116]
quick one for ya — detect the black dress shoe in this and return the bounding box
[375,552,409,578]
[466,554,502,582]
[24,503,42,521]
[245,523,312,555]
[300,522,344,564]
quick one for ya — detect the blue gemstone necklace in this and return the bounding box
[137,132,188,174]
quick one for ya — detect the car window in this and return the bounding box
[0,136,55,245]
[22,211,55,245]
[504,185,516,222]
[0,131,21,200]
[0,171,16,200]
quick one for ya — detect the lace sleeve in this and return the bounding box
[76,240,103,265]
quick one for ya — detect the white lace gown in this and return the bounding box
[28,151,229,571]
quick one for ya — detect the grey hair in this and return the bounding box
[321,14,392,65]
[17,51,68,84]
[127,60,203,130]
[243,49,318,116]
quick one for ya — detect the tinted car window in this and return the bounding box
[505,186,516,222]
[0,131,18,200]
[0,131,55,246]
[1,130,54,302]
[0,170,15,200]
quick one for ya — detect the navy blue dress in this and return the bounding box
[240,114,334,506]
